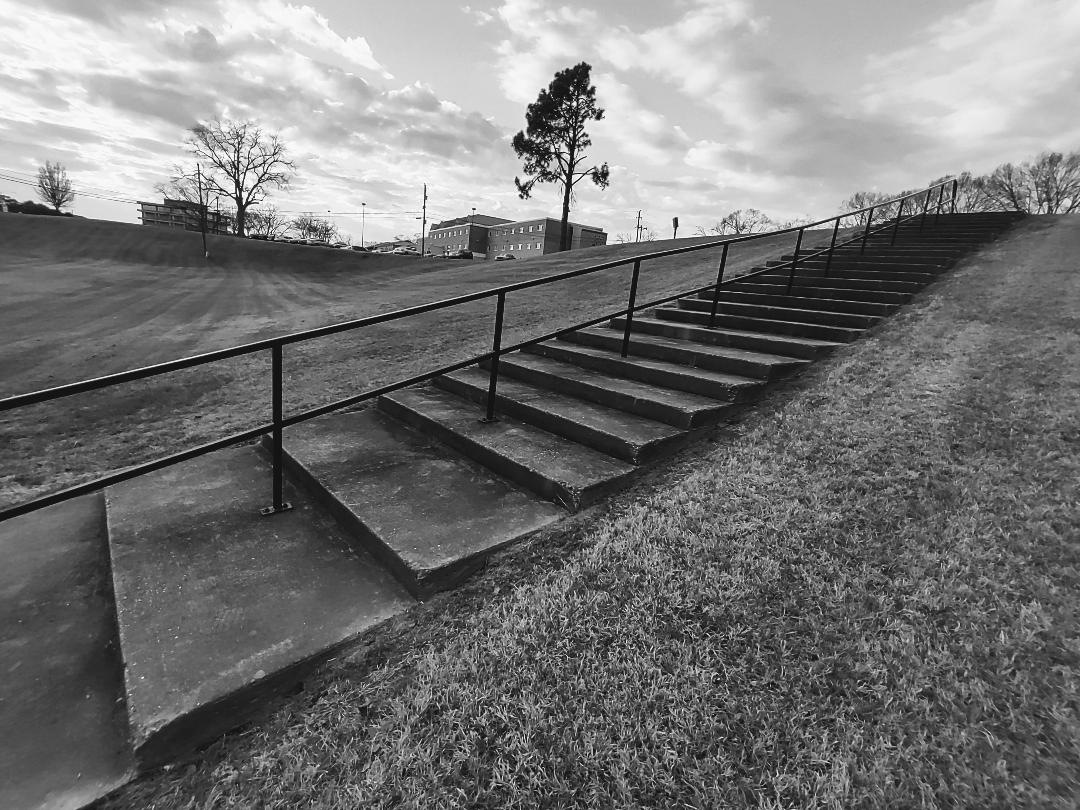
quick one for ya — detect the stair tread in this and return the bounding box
[529,340,765,390]
[283,409,563,594]
[442,367,687,462]
[678,297,879,327]
[574,326,809,368]
[381,386,636,511]
[633,315,843,348]
[0,494,134,810]
[106,445,414,765]
[499,351,731,412]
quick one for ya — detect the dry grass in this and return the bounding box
[99,218,1080,808]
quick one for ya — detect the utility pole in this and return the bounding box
[420,184,427,257]
[635,210,642,243]
[196,163,208,258]
[361,202,366,247]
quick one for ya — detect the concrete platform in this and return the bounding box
[0,494,133,810]
[105,446,413,766]
[280,409,564,596]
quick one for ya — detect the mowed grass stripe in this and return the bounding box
[103,217,1080,807]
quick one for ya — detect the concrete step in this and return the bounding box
[717,281,912,305]
[379,385,636,512]
[562,327,810,380]
[770,256,950,271]
[740,273,924,293]
[697,289,899,317]
[436,367,689,465]
[676,296,881,330]
[105,446,413,767]
[653,305,865,343]
[279,409,563,597]
[758,263,938,283]
[490,352,733,429]
[0,494,134,810]
[612,315,842,360]
[525,340,765,401]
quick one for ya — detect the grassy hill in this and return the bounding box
[0,214,832,510]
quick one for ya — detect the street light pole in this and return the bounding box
[361,202,366,247]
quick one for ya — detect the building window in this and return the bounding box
[538,224,544,231]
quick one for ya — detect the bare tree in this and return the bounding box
[513,62,610,251]
[290,214,338,242]
[247,205,290,239]
[173,119,294,237]
[36,161,74,211]
[715,208,774,234]
[981,152,1080,214]
[840,191,895,226]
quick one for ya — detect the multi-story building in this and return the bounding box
[428,214,607,259]
[137,198,231,235]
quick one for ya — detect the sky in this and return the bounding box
[0,0,1077,243]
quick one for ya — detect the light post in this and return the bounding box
[361,202,366,247]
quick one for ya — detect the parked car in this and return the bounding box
[347,245,370,252]
[494,253,516,261]
[392,246,419,255]
[332,242,350,249]
[306,239,332,248]
[446,249,473,259]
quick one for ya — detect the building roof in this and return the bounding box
[430,214,513,230]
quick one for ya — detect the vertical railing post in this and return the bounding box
[824,217,840,278]
[920,189,931,231]
[935,184,945,227]
[951,179,958,214]
[481,291,506,423]
[890,197,905,246]
[786,227,805,294]
[261,343,292,516]
[860,206,875,253]
[621,260,642,358]
[707,242,729,328]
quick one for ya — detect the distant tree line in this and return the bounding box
[4,199,75,216]
[843,150,1080,221]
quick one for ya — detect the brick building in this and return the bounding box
[428,214,606,259]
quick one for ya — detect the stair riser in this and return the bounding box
[654,306,863,343]
[770,257,950,271]
[716,283,911,305]
[560,330,794,381]
[737,274,923,293]
[434,373,686,465]
[755,266,937,283]
[695,291,897,316]
[525,342,762,402]
[486,357,729,429]
[677,297,878,330]
[614,316,829,360]
[379,392,610,512]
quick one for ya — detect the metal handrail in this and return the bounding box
[0,178,960,522]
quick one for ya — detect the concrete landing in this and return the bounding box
[0,494,133,810]
[105,446,413,767]
[281,409,565,596]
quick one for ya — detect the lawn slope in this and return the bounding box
[102,217,1079,808]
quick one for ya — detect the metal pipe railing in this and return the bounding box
[0,179,959,523]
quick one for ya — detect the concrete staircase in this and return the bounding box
[0,212,1022,809]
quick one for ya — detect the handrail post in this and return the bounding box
[890,198,905,246]
[260,343,292,516]
[824,217,840,278]
[951,179,958,214]
[707,243,729,328]
[621,259,642,358]
[787,227,804,294]
[935,184,945,226]
[481,291,506,423]
[860,206,875,253]
[920,189,931,231]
